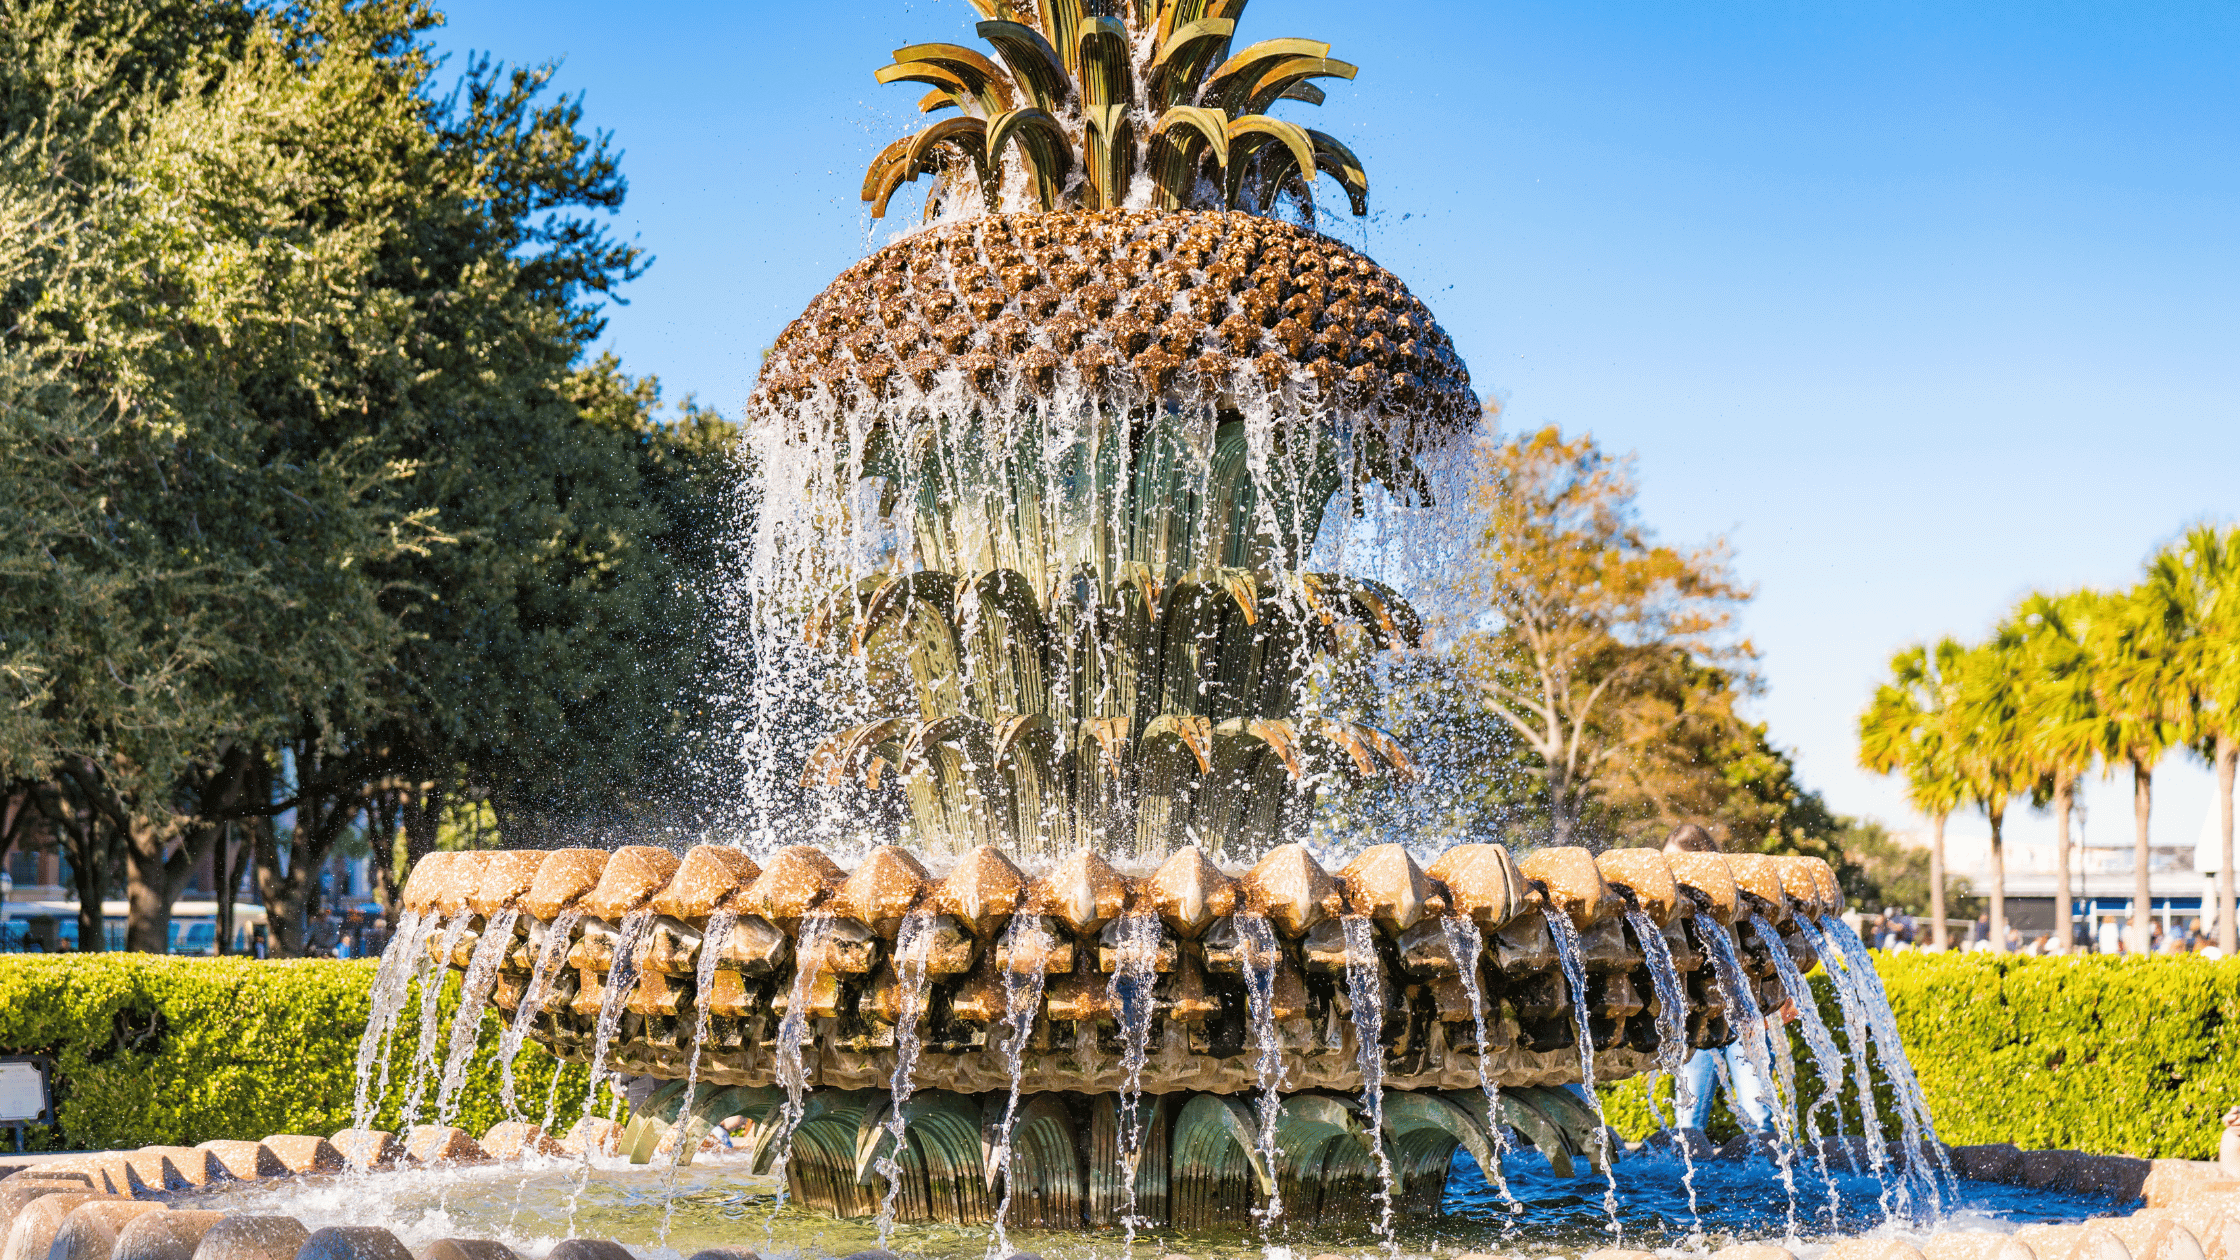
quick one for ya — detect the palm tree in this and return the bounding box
[2142,525,2240,953]
[1860,639,1968,949]
[1955,637,2030,951]
[2002,591,2103,953]
[2086,586,2190,953]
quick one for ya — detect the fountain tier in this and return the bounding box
[390,842,1847,1226]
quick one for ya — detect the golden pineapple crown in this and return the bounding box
[865,0,1368,221]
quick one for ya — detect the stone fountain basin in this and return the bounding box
[145,1143,2136,1260]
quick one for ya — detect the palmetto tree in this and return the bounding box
[863,0,1372,220]
[2143,524,2240,953]
[2086,586,2190,953]
[2001,590,2103,953]
[1954,636,2031,951]
[1859,639,1968,949]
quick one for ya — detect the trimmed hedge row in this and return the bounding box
[5,951,2236,1159]
[0,956,588,1150]
[1599,952,2240,1161]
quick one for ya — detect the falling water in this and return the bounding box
[1438,916,1518,1212]
[1754,913,1851,1224]
[1541,911,1620,1237]
[1339,915,1400,1251]
[1791,914,1894,1207]
[565,908,659,1231]
[1105,913,1160,1245]
[501,909,583,1122]
[399,911,474,1131]
[874,910,936,1247]
[436,909,520,1127]
[989,914,1053,1252]
[1816,915,1957,1206]
[353,909,430,1131]
[660,907,738,1244]
[1235,914,1293,1229]
[1699,917,1801,1239]
[1625,909,1700,1227]
[768,914,838,1213]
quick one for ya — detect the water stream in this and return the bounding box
[564,908,659,1232]
[1233,914,1291,1230]
[437,909,520,1128]
[1338,915,1400,1252]
[1105,912,1160,1246]
[400,912,475,1131]
[989,913,1053,1253]
[499,909,581,1122]
[1791,913,1892,1213]
[874,909,935,1247]
[1540,911,1620,1239]
[1624,909,1699,1229]
[353,909,430,1131]
[1697,916,1801,1240]
[1754,913,1850,1225]
[1814,915,1957,1210]
[659,906,738,1243]
[1439,915,1518,1214]
[769,914,838,1214]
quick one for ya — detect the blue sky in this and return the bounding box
[429,0,2240,847]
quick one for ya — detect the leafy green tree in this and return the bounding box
[1859,640,1969,948]
[2001,590,2104,953]
[1455,427,1753,847]
[2084,587,2189,953]
[2142,525,2240,954]
[1954,636,2031,950]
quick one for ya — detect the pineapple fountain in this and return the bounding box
[353,0,1943,1246]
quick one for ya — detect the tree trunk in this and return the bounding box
[122,818,176,954]
[2053,773,2074,955]
[1930,812,1948,950]
[1988,805,2007,953]
[2220,735,2236,956]
[214,823,235,957]
[2133,757,2155,954]
[252,815,309,958]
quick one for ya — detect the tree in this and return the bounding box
[2142,525,2240,954]
[1458,427,1752,846]
[2001,590,2104,953]
[1954,637,2029,951]
[0,0,716,952]
[1859,640,1969,949]
[2085,587,2189,953]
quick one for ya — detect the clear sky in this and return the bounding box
[426,0,2240,848]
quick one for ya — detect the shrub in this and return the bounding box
[1599,951,2240,1160]
[0,956,589,1150]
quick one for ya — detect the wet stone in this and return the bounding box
[1,1194,123,1260]
[415,1241,520,1260]
[49,1202,170,1260]
[522,849,608,922]
[1339,844,1439,935]
[1239,843,1338,937]
[649,845,762,921]
[135,1148,223,1188]
[1824,1243,1930,1260]
[187,1217,309,1260]
[256,1138,342,1176]
[475,1122,560,1162]
[193,1142,284,1181]
[293,1228,413,1260]
[1924,1234,2042,1260]
[464,850,546,917]
[401,1126,485,1165]
[328,1130,402,1171]
[114,1211,227,1260]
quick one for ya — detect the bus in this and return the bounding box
[0,900,268,954]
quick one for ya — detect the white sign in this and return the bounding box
[0,1061,45,1122]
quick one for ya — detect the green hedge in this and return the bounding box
[0,956,589,1150]
[1599,952,2240,1161]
